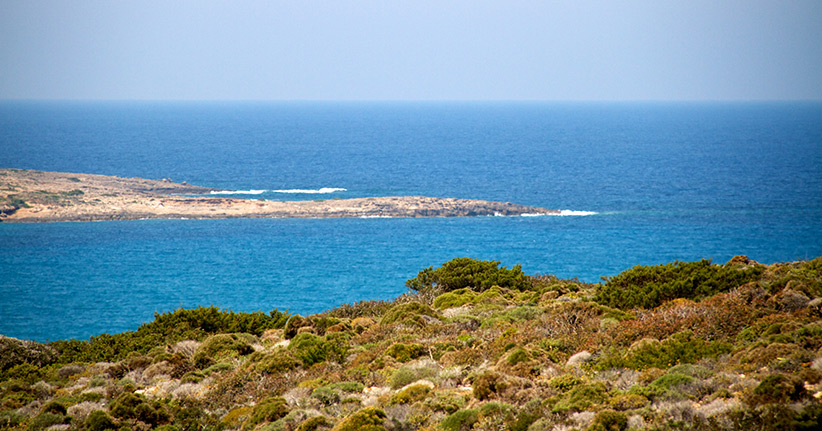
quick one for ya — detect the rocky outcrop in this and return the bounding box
[0,169,560,222]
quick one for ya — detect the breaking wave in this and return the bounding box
[209,188,347,195]
[517,210,598,217]
[554,210,598,216]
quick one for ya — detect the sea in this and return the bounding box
[1,101,820,342]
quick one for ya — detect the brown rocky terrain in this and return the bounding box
[0,168,559,222]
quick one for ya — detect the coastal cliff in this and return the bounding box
[0,169,559,222]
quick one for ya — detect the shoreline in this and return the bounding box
[0,168,560,222]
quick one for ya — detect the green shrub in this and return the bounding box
[589,410,628,431]
[596,259,764,310]
[252,349,300,374]
[289,333,327,367]
[40,400,66,416]
[406,258,532,293]
[385,343,426,362]
[440,409,479,431]
[505,347,530,366]
[51,306,289,364]
[548,374,582,392]
[284,315,309,339]
[85,410,118,431]
[599,330,731,370]
[380,302,440,327]
[109,392,144,420]
[324,332,351,364]
[609,393,649,411]
[751,374,806,404]
[203,361,234,375]
[193,333,256,368]
[79,391,103,402]
[0,337,57,373]
[245,397,289,430]
[297,415,331,431]
[331,407,386,431]
[311,382,365,405]
[0,410,25,429]
[390,384,431,405]
[27,411,66,430]
[473,372,501,401]
[551,382,607,413]
[390,365,437,389]
[1,363,43,383]
[433,288,477,309]
[649,373,695,391]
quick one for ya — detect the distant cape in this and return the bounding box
[0,169,560,222]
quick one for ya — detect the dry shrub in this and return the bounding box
[171,340,201,358]
[608,285,770,349]
[652,400,696,423]
[439,348,485,368]
[735,342,806,368]
[66,401,105,423]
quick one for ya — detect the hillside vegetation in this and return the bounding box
[2,256,821,431]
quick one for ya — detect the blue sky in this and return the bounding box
[1,0,820,101]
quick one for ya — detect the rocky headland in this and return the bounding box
[0,169,559,222]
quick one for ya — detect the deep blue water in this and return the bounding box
[1,101,821,342]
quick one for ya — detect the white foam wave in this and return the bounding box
[272,188,347,194]
[209,189,267,195]
[359,215,394,219]
[516,210,598,217]
[555,210,598,216]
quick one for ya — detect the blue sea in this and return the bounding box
[1,101,821,342]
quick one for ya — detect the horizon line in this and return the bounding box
[2,97,821,104]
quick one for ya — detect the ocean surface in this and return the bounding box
[1,101,820,342]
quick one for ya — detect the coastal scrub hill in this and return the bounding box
[0,169,558,222]
[2,257,822,430]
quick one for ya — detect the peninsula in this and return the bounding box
[0,169,560,222]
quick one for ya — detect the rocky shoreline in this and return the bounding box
[0,169,560,222]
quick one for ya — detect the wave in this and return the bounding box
[209,190,267,195]
[209,187,347,195]
[272,188,347,194]
[554,210,598,216]
[517,210,598,217]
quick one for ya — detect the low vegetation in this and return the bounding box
[2,256,821,430]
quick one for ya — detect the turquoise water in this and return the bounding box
[1,102,821,341]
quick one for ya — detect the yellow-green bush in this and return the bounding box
[385,343,426,362]
[244,397,289,430]
[330,407,386,431]
[380,302,441,327]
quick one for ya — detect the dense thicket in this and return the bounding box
[49,306,290,363]
[595,258,764,310]
[405,257,532,293]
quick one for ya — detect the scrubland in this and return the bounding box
[2,256,821,431]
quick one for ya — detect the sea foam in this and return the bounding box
[517,210,598,217]
[555,210,597,216]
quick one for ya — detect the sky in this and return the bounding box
[1,0,821,101]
